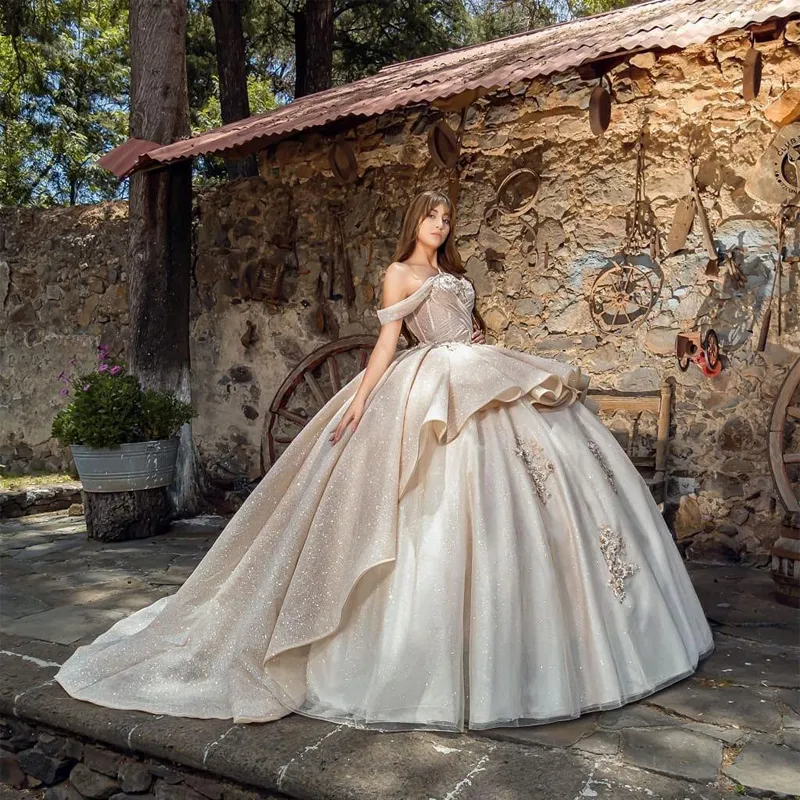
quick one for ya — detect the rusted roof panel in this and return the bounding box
[98,137,162,178]
[110,0,799,177]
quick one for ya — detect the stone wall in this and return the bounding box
[1,203,130,473]
[0,482,83,518]
[0,716,279,799]
[1,25,799,559]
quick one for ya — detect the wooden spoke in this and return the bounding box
[327,356,341,394]
[303,371,328,407]
[262,335,379,473]
[276,408,309,427]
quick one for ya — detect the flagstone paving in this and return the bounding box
[1,510,798,799]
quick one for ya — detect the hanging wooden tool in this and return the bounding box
[757,201,799,351]
[333,213,356,306]
[690,156,720,273]
[666,196,696,254]
[428,119,461,169]
[449,107,470,211]
[667,156,719,271]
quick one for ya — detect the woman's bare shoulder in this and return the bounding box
[383,261,414,289]
[384,260,411,278]
[381,262,416,308]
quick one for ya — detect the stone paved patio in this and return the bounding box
[1,510,799,799]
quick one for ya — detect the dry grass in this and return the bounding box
[0,472,77,492]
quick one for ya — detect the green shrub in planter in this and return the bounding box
[51,346,196,450]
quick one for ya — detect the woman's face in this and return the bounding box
[416,203,451,250]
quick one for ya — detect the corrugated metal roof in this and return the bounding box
[108,0,800,178]
[98,137,163,177]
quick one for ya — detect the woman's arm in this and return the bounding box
[329,263,409,444]
[353,263,408,402]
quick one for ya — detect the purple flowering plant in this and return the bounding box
[51,344,196,449]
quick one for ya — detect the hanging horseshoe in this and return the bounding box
[495,168,540,216]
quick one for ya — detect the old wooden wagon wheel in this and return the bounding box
[769,358,800,515]
[589,260,658,333]
[261,334,377,473]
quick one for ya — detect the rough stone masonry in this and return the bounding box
[0,25,798,561]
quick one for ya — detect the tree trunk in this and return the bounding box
[107,0,201,531]
[293,6,307,98]
[83,489,171,542]
[294,0,333,98]
[209,0,258,179]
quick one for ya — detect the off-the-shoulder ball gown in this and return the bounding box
[56,264,714,732]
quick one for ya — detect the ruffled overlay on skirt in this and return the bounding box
[55,343,714,731]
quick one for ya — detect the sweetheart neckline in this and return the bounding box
[407,270,470,298]
[378,271,474,323]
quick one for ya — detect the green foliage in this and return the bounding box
[51,357,196,449]
[186,0,279,185]
[465,0,636,40]
[0,0,129,207]
[2,0,637,204]
[572,0,635,16]
[333,0,472,85]
[140,388,197,442]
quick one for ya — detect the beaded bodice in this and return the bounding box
[376,266,476,346]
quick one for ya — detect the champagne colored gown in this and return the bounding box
[56,265,714,732]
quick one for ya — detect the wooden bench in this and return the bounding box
[585,379,674,509]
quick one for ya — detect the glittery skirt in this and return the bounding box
[55,343,714,731]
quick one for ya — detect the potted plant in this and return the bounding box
[51,345,196,492]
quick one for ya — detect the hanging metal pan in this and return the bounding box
[743,46,762,102]
[589,85,611,135]
[328,141,359,184]
[428,120,460,169]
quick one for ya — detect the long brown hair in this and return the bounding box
[391,189,487,346]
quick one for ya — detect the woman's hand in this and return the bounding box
[471,325,486,344]
[330,396,366,445]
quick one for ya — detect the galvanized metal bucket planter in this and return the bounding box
[71,439,179,493]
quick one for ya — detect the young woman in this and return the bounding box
[56,189,713,732]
